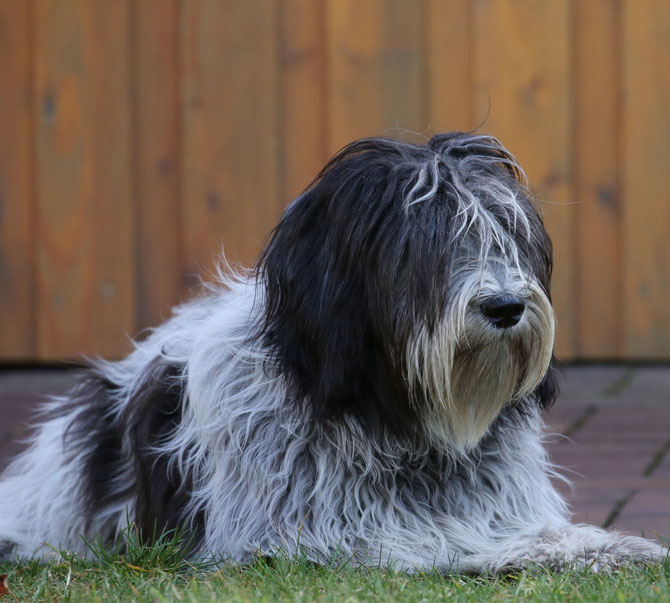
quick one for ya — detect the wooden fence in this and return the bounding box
[1,0,669,362]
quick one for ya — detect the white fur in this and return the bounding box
[407,259,555,451]
[0,276,665,571]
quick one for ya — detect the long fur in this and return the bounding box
[0,133,665,571]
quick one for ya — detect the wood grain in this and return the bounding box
[574,0,622,358]
[34,0,135,359]
[426,0,474,132]
[134,0,182,329]
[0,0,35,359]
[622,0,670,357]
[278,0,327,205]
[1,3,670,361]
[326,0,425,154]
[180,0,281,276]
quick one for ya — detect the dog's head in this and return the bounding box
[257,132,557,451]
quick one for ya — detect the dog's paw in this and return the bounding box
[486,525,668,573]
[558,538,666,573]
[597,534,668,568]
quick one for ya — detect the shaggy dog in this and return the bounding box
[0,133,665,572]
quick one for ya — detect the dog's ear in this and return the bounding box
[255,140,423,435]
[533,357,560,409]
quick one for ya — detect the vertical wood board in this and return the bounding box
[278,0,327,206]
[134,0,183,329]
[326,0,425,154]
[0,3,669,360]
[34,0,135,359]
[426,0,474,132]
[0,0,35,359]
[181,0,281,276]
[574,0,622,358]
[622,0,670,357]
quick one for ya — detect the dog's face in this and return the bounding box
[257,133,556,451]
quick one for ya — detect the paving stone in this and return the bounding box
[617,367,670,407]
[613,481,670,542]
[542,404,586,434]
[0,369,76,396]
[567,406,669,447]
[549,442,656,476]
[548,439,655,527]
[0,393,44,472]
[0,392,42,433]
[557,366,670,407]
[564,499,615,527]
[556,366,634,406]
[0,370,75,471]
[614,452,670,541]
[546,397,670,544]
[649,450,670,478]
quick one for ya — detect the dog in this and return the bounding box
[0,133,665,572]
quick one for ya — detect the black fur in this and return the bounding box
[0,539,16,560]
[57,371,131,515]
[123,364,205,542]
[534,358,560,409]
[56,362,203,544]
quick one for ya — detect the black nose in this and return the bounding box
[481,295,525,328]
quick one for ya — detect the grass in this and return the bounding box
[1,528,668,602]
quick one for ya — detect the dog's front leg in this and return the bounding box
[460,524,667,573]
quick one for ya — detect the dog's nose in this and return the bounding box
[481,295,525,328]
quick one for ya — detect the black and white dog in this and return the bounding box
[0,133,665,571]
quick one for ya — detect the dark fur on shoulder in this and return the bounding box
[55,362,202,541]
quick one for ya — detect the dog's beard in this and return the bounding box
[406,278,555,453]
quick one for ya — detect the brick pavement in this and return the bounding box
[545,366,670,543]
[0,369,76,471]
[1,366,669,544]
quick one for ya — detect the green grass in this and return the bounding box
[1,528,668,602]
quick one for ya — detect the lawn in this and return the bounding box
[1,529,669,601]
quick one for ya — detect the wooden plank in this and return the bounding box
[35,0,135,359]
[426,0,473,132]
[0,0,35,360]
[279,0,327,205]
[622,0,670,357]
[180,0,280,276]
[326,0,425,154]
[134,0,182,329]
[473,0,574,358]
[574,0,621,358]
